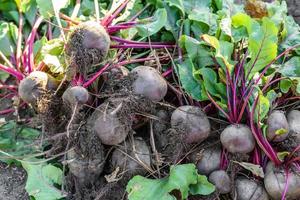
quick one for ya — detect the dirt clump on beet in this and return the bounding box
[18,71,59,105]
[264,162,300,200]
[266,110,290,142]
[235,178,269,200]
[220,124,255,154]
[66,21,110,75]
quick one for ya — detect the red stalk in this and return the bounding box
[250,95,281,165]
[110,36,174,45]
[162,68,173,77]
[0,64,24,80]
[206,91,233,123]
[110,44,176,49]
[83,63,111,88]
[116,56,169,66]
[281,168,290,200]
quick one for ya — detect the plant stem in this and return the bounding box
[59,13,79,25]
[101,0,131,26]
[206,91,233,123]
[71,0,81,19]
[110,44,176,49]
[83,63,111,88]
[110,36,174,45]
[16,12,23,70]
[162,68,172,77]
[250,95,281,165]
[0,63,24,80]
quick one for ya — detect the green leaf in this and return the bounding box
[36,0,70,18]
[41,39,65,74]
[21,161,64,200]
[232,14,278,79]
[179,35,214,67]
[126,164,214,200]
[14,0,32,12]
[201,34,234,73]
[279,57,300,77]
[0,22,15,56]
[254,89,270,122]
[177,58,205,101]
[188,8,218,35]
[280,79,292,93]
[280,16,300,52]
[0,121,41,164]
[183,0,211,14]
[189,175,215,195]
[277,151,290,162]
[275,128,288,136]
[196,67,226,100]
[279,57,300,94]
[137,8,167,37]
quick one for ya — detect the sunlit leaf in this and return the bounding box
[126,164,215,200]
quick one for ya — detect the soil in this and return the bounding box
[0,162,28,200]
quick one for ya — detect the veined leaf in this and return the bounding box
[254,89,270,122]
[179,35,214,67]
[177,58,206,101]
[36,0,69,18]
[279,57,300,94]
[21,160,64,200]
[201,34,234,73]
[126,164,215,200]
[232,13,278,79]
[137,8,167,37]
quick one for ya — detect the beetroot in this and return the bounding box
[190,146,221,175]
[62,86,89,106]
[131,66,167,101]
[111,137,151,178]
[220,124,255,154]
[67,148,105,185]
[18,71,58,104]
[171,106,211,144]
[266,110,289,142]
[66,21,110,73]
[287,110,300,141]
[264,162,300,200]
[235,178,269,200]
[88,100,130,145]
[209,170,231,194]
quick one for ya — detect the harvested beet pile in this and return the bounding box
[2,0,300,200]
